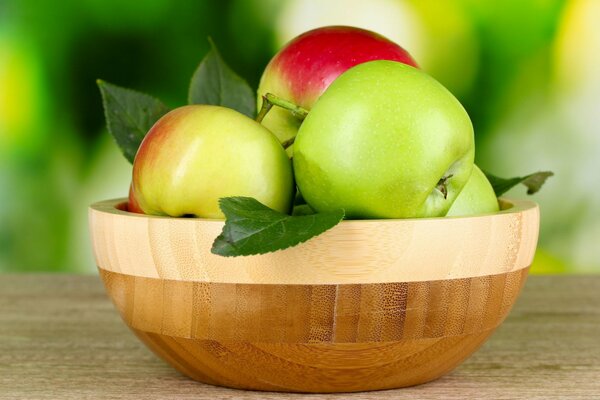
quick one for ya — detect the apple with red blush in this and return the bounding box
[257,26,418,147]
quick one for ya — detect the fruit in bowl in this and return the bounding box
[93,26,551,392]
[130,105,294,218]
[447,165,499,217]
[257,26,418,146]
[293,60,474,219]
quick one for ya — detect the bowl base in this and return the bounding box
[133,328,494,393]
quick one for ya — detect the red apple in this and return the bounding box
[258,26,418,145]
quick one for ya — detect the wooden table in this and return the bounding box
[1,275,598,399]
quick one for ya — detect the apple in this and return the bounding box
[127,183,143,213]
[257,26,418,145]
[446,165,499,217]
[293,60,474,219]
[131,105,294,218]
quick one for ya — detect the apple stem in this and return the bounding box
[255,96,274,123]
[255,93,309,123]
[436,174,454,199]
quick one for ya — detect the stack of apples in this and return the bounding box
[129,26,498,223]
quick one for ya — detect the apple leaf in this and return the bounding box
[484,170,554,197]
[211,197,344,257]
[188,39,255,118]
[292,204,316,216]
[97,80,170,163]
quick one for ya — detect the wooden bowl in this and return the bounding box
[89,198,539,393]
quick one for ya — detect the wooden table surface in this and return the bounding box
[1,275,599,400]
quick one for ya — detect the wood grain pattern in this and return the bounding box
[99,268,527,342]
[133,330,494,393]
[88,198,539,392]
[89,198,539,284]
[3,275,600,399]
[98,268,528,392]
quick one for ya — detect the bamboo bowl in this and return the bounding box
[89,198,539,393]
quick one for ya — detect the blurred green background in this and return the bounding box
[1,0,599,274]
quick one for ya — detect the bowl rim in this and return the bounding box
[90,197,539,284]
[90,197,538,223]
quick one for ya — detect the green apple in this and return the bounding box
[446,165,499,217]
[293,60,474,219]
[131,105,294,218]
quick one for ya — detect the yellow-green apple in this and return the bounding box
[127,183,143,213]
[293,60,474,219]
[446,165,499,217]
[257,26,418,146]
[131,105,294,218]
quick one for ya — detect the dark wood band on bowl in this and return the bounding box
[99,267,528,343]
[98,268,528,392]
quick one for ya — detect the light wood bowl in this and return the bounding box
[89,198,539,393]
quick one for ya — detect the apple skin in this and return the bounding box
[258,26,418,145]
[127,183,144,213]
[446,165,499,217]
[293,60,474,219]
[131,105,294,218]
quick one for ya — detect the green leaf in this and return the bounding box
[188,39,255,118]
[211,197,344,257]
[484,170,554,197]
[292,204,315,216]
[97,80,170,163]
